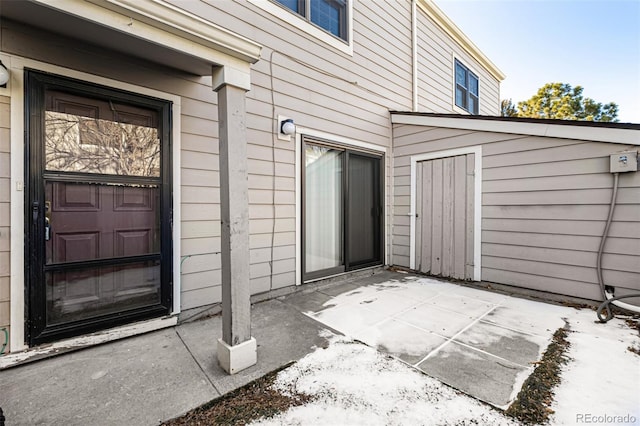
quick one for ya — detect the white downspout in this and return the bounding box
[412,0,418,112]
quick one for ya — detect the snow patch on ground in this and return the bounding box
[303,276,565,408]
[252,336,517,426]
[281,276,639,423]
[551,311,640,425]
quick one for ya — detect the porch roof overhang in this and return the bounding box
[1,0,262,77]
[391,112,640,146]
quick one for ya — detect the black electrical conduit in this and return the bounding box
[596,172,640,322]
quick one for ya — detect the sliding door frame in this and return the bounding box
[345,149,383,270]
[301,136,384,282]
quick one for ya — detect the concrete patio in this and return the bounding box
[1,270,634,425]
[283,271,568,409]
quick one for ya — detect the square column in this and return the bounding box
[213,66,256,374]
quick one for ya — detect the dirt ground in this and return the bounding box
[162,365,310,426]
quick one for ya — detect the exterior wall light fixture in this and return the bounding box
[0,61,9,87]
[277,116,295,141]
[280,118,295,135]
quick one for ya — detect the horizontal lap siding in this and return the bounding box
[3,5,411,312]
[0,96,10,353]
[416,8,500,115]
[95,1,410,310]
[392,123,640,301]
[4,0,503,316]
[179,89,223,308]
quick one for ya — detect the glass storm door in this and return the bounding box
[303,140,383,281]
[26,71,172,345]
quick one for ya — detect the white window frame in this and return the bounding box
[452,57,480,115]
[249,0,353,56]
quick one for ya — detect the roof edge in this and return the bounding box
[391,112,640,145]
[97,0,262,64]
[417,0,505,82]
[38,0,263,67]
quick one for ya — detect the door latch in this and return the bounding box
[45,217,51,241]
[44,201,52,241]
[32,201,39,221]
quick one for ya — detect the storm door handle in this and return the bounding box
[44,201,52,241]
[45,217,51,241]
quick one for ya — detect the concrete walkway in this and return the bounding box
[1,270,573,424]
[0,298,332,425]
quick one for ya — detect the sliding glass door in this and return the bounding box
[348,153,382,268]
[304,144,344,277]
[303,139,383,281]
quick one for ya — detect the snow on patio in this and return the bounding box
[297,275,569,408]
[551,312,640,425]
[253,332,518,426]
[278,273,639,423]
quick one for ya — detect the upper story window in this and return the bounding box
[276,0,348,41]
[455,59,479,114]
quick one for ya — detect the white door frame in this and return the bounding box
[409,146,482,281]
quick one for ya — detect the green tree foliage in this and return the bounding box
[501,82,619,122]
[501,99,518,117]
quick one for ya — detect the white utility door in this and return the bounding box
[415,154,474,280]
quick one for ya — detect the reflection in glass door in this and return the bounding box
[26,71,172,345]
[303,139,383,281]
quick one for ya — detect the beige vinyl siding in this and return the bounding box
[392,123,640,302]
[167,0,414,309]
[4,0,505,317]
[0,95,10,353]
[415,8,500,115]
[1,0,419,312]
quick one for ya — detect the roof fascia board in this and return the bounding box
[391,114,640,145]
[417,0,505,82]
[33,0,262,69]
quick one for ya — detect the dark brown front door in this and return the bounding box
[44,182,161,326]
[26,71,172,345]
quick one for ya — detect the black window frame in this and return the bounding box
[454,59,479,114]
[274,0,348,42]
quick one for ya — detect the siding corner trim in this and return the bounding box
[416,0,505,82]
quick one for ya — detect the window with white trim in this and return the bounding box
[455,59,479,114]
[275,0,348,41]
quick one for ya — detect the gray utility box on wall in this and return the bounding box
[610,151,638,173]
